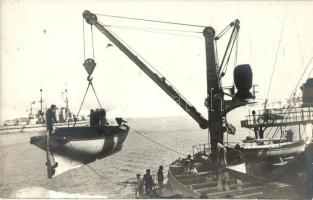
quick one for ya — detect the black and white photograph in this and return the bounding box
[0,0,313,199]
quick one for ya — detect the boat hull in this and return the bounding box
[30,125,129,177]
[241,140,305,159]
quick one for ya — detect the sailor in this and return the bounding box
[136,174,144,197]
[116,117,127,126]
[184,154,193,175]
[157,165,164,191]
[98,109,108,127]
[217,143,229,192]
[286,129,294,141]
[143,169,153,196]
[90,109,96,128]
[46,104,57,136]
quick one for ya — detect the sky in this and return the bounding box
[1,0,313,123]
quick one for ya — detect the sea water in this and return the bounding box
[0,117,245,198]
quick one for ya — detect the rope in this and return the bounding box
[220,29,239,76]
[102,24,202,38]
[102,23,202,34]
[131,128,186,157]
[90,82,102,108]
[82,17,86,60]
[95,13,207,28]
[265,54,313,138]
[86,165,123,186]
[73,82,91,126]
[218,27,239,76]
[91,25,95,59]
[266,6,288,101]
[215,23,232,40]
[66,141,124,188]
[100,20,195,106]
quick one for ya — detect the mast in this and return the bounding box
[65,88,69,120]
[203,27,222,161]
[40,89,43,113]
[83,10,208,129]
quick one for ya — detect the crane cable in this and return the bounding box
[265,6,288,105]
[74,20,103,126]
[101,24,202,38]
[95,13,207,28]
[131,128,186,157]
[101,23,202,34]
[99,19,196,107]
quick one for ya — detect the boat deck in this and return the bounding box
[165,159,299,199]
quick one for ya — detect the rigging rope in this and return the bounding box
[86,165,124,186]
[102,24,202,38]
[90,82,102,108]
[95,13,207,28]
[73,82,91,126]
[215,23,232,40]
[99,20,196,106]
[265,54,313,138]
[82,17,86,60]
[219,29,239,76]
[131,128,186,157]
[265,6,288,102]
[102,23,202,34]
[91,25,95,59]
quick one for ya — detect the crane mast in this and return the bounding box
[83,10,208,129]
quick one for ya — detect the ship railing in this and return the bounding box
[192,143,212,158]
[240,138,304,148]
[241,106,313,128]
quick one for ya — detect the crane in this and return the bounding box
[82,10,253,160]
[82,10,208,129]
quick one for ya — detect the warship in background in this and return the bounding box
[0,88,87,132]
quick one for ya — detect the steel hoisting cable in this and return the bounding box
[82,17,86,60]
[95,13,207,28]
[265,7,288,102]
[102,24,202,38]
[102,24,202,34]
[91,25,95,59]
[215,24,232,40]
[220,30,239,76]
[90,82,102,108]
[219,28,239,76]
[86,165,123,186]
[73,82,91,126]
[131,128,186,157]
[100,21,195,106]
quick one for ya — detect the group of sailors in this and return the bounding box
[135,166,164,197]
[45,104,127,135]
[180,144,230,192]
[90,109,109,128]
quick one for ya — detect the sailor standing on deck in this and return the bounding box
[135,174,144,197]
[157,165,164,191]
[217,142,229,192]
[143,169,153,196]
[46,104,57,136]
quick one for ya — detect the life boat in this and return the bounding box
[30,124,129,178]
[30,109,129,178]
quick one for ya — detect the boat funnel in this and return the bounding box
[233,64,254,101]
[301,78,313,106]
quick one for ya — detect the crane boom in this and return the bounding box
[83,10,208,129]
